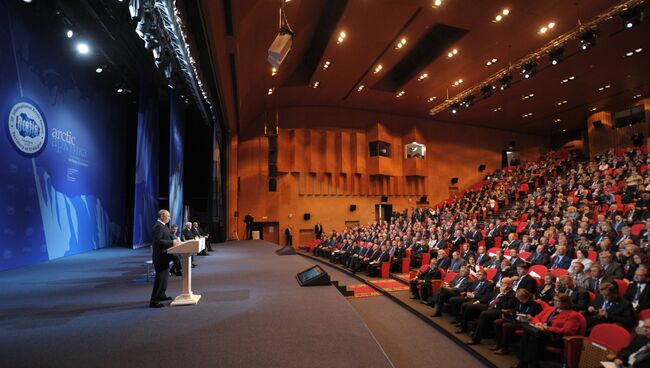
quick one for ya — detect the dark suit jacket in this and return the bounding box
[475,253,490,266]
[514,300,543,316]
[447,275,472,292]
[583,276,614,293]
[589,296,636,328]
[418,266,442,283]
[616,334,650,366]
[566,286,590,311]
[513,274,538,294]
[483,289,517,309]
[181,228,194,241]
[460,250,475,261]
[438,257,451,270]
[603,262,625,280]
[527,252,551,266]
[624,282,650,311]
[152,221,174,270]
[549,255,572,269]
[466,279,494,299]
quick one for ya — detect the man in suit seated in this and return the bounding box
[512,262,538,294]
[491,289,543,355]
[514,293,583,368]
[444,269,494,318]
[430,266,473,316]
[624,266,650,311]
[509,248,524,269]
[389,243,407,272]
[460,243,475,261]
[347,243,369,269]
[614,317,650,367]
[410,258,442,301]
[352,244,380,273]
[456,277,516,334]
[331,239,352,264]
[475,245,490,267]
[149,209,180,308]
[192,221,212,252]
[527,244,550,266]
[437,249,452,270]
[549,245,571,270]
[169,224,182,276]
[182,222,194,241]
[367,245,390,277]
[585,282,636,330]
[557,275,590,311]
[582,263,614,292]
[409,240,428,268]
[448,251,466,272]
[600,251,625,280]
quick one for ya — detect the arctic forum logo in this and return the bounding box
[6,98,48,157]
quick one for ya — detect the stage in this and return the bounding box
[0,241,393,368]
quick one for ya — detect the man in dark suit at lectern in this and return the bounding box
[150,209,180,308]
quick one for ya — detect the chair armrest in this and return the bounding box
[563,335,585,342]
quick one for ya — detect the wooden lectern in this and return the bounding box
[167,237,206,306]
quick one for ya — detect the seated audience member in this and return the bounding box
[527,244,550,266]
[460,243,474,261]
[548,245,571,270]
[347,243,370,270]
[509,248,523,269]
[557,275,590,311]
[494,259,516,285]
[573,249,593,270]
[624,251,647,281]
[569,261,588,287]
[600,251,625,280]
[430,266,473,316]
[514,294,582,368]
[437,249,452,270]
[614,318,650,368]
[192,221,212,252]
[467,280,525,346]
[512,262,538,294]
[448,251,466,272]
[624,266,650,311]
[491,289,543,355]
[389,242,407,272]
[331,239,352,264]
[409,240,428,268]
[181,222,194,241]
[475,245,490,266]
[444,269,494,318]
[352,244,380,273]
[585,282,636,330]
[367,245,390,276]
[537,273,557,304]
[409,259,442,301]
[583,264,613,293]
[456,277,515,335]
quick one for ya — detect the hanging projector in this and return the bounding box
[268,27,293,68]
[268,3,294,68]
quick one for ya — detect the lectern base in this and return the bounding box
[170,293,202,306]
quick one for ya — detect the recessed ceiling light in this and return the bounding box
[117,88,124,93]
[562,129,567,132]
[502,9,510,15]
[590,107,598,112]
[271,67,277,76]
[418,73,428,81]
[357,85,365,92]
[76,42,90,54]
[635,48,643,53]
[395,38,407,49]
[374,64,383,73]
[66,30,74,38]
[493,107,502,112]
[268,88,274,95]
[312,81,319,88]
[396,90,406,97]
[485,58,499,67]
[452,78,463,86]
[433,0,442,7]
[554,118,562,123]
[95,67,103,73]
[427,96,437,102]
[323,61,331,70]
[337,31,347,44]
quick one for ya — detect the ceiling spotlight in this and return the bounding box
[554,118,562,123]
[548,46,565,65]
[268,88,274,95]
[427,96,437,102]
[578,29,598,51]
[312,81,319,88]
[433,0,442,7]
[23,0,32,3]
[499,74,512,90]
[450,103,460,114]
[396,90,406,97]
[463,95,475,107]
[76,42,90,54]
[336,31,347,44]
[480,85,494,99]
[502,9,510,15]
[271,67,277,76]
[117,88,124,93]
[418,73,428,81]
[521,61,537,79]
[619,5,644,29]
[95,67,103,73]
[66,30,74,38]
[395,38,407,49]
[492,107,502,112]
[374,64,383,73]
[357,85,365,92]
[323,60,331,70]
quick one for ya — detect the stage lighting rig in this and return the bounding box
[499,74,512,90]
[619,5,644,29]
[547,46,565,65]
[521,61,537,79]
[578,29,598,50]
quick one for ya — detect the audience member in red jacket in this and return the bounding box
[513,293,582,368]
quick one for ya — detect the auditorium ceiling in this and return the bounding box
[200,0,650,136]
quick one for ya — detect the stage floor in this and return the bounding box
[0,241,392,368]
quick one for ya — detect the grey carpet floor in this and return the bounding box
[303,259,486,368]
[0,241,392,368]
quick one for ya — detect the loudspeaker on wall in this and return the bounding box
[349,204,356,211]
[303,213,310,220]
[381,196,388,203]
[478,164,486,171]
[451,177,459,184]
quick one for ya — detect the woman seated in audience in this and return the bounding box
[538,273,557,304]
[573,249,593,270]
[623,250,646,281]
[513,293,582,368]
[569,261,588,287]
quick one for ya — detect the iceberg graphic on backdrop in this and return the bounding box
[32,160,120,260]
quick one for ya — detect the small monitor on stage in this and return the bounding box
[296,265,331,286]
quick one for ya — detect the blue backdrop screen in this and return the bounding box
[0,2,128,271]
[169,91,184,228]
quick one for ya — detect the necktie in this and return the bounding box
[602,300,610,311]
[489,294,502,309]
[474,281,483,292]
[454,277,465,288]
[595,278,600,292]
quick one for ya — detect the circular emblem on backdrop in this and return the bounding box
[6,97,48,157]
